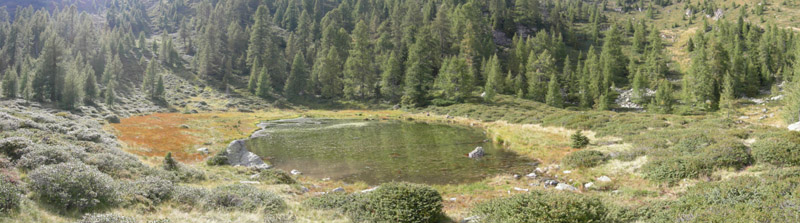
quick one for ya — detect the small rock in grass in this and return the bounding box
[513,187,529,192]
[526,172,537,178]
[197,148,209,154]
[555,183,578,191]
[331,187,345,193]
[290,169,302,175]
[468,147,485,158]
[597,176,612,182]
[584,182,594,189]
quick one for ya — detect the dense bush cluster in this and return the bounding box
[471,191,608,222]
[0,177,21,214]
[640,157,710,184]
[252,169,296,185]
[751,131,800,166]
[0,137,32,159]
[204,184,286,213]
[17,144,82,171]
[570,131,590,149]
[77,213,136,223]
[561,150,606,169]
[652,168,800,222]
[305,182,443,223]
[28,162,117,212]
[132,176,174,205]
[699,140,752,170]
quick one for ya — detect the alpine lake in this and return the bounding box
[246,118,535,185]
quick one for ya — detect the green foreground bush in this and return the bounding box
[204,184,286,213]
[0,177,21,214]
[641,157,710,184]
[28,162,117,212]
[304,182,443,223]
[699,140,752,170]
[471,191,608,222]
[751,131,800,166]
[561,150,606,169]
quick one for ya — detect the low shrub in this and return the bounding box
[16,145,78,171]
[252,169,296,185]
[132,176,174,205]
[204,184,286,213]
[751,132,800,166]
[0,137,31,159]
[83,152,143,178]
[76,213,136,223]
[0,177,21,214]
[561,150,606,169]
[650,172,800,222]
[641,157,710,184]
[570,130,590,149]
[346,182,443,223]
[171,185,209,211]
[671,134,714,154]
[303,192,355,210]
[699,140,752,170]
[28,162,117,212]
[205,151,228,166]
[471,191,608,222]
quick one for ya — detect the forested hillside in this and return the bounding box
[3,0,800,222]
[0,0,798,116]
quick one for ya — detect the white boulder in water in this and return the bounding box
[226,140,265,167]
[468,146,485,158]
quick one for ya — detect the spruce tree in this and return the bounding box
[719,73,736,112]
[545,72,562,108]
[485,54,503,101]
[256,66,272,99]
[143,59,158,98]
[650,79,673,114]
[343,21,375,99]
[285,52,309,98]
[380,52,404,101]
[527,50,555,102]
[401,27,436,107]
[2,69,18,99]
[248,58,261,93]
[105,82,116,106]
[434,56,473,102]
[155,75,165,100]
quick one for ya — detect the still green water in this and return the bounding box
[246,118,533,185]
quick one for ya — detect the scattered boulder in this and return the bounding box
[250,130,270,138]
[240,181,260,184]
[290,169,302,175]
[584,182,594,189]
[789,121,800,131]
[544,179,559,187]
[513,187,529,192]
[331,187,345,193]
[555,183,578,191]
[180,124,190,129]
[526,172,537,178]
[225,140,265,167]
[105,115,120,124]
[468,147,485,158]
[361,187,379,193]
[461,216,480,223]
[197,148,209,154]
[597,176,612,182]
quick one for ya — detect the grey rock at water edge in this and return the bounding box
[468,146,485,158]
[225,140,265,167]
[555,183,578,191]
[789,121,800,131]
[331,187,345,193]
[105,115,120,124]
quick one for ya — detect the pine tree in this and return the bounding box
[527,50,555,102]
[632,68,646,104]
[33,34,66,102]
[284,52,308,98]
[61,60,81,110]
[484,54,503,101]
[650,79,673,114]
[401,27,436,107]
[105,82,116,106]
[256,66,272,99]
[155,75,165,100]
[163,152,178,171]
[545,72,562,108]
[2,69,18,99]
[719,72,736,111]
[434,56,473,102]
[343,21,376,99]
[783,79,800,123]
[103,54,123,85]
[143,59,158,98]
[318,47,344,98]
[248,58,261,93]
[380,52,404,101]
[600,24,628,86]
[138,31,147,50]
